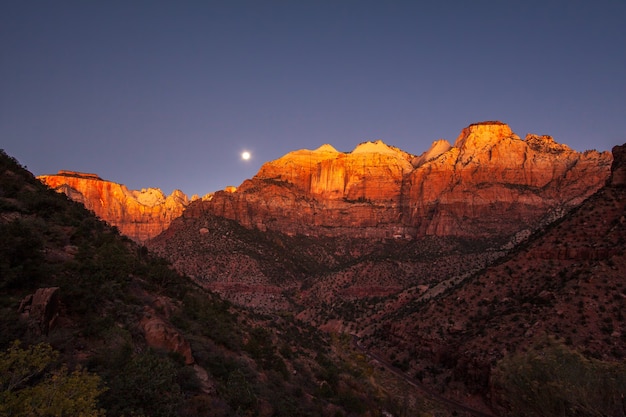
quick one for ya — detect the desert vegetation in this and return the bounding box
[3,140,625,417]
[492,337,626,417]
[0,149,412,416]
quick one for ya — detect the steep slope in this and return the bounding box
[38,171,190,243]
[1,150,419,417]
[192,121,611,240]
[147,122,612,314]
[146,139,625,415]
[360,143,626,409]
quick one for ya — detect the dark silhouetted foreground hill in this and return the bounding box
[2,149,438,417]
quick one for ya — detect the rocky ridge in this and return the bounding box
[144,131,626,413]
[359,143,626,406]
[20,126,625,414]
[190,122,612,240]
[38,171,191,243]
[39,122,614,318]
[147,123,612,315]
[39,123,612,245]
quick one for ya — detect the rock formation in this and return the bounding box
[18,287,60,335]
[364,142,626,401]
[38,171,190,243]
[140,307,194,365]
[189,122,613,241]
[39,122,613,245]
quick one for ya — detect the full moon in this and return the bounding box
[241,151,251,160]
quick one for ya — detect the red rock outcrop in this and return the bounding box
[404,122,612,237]
[38,171,189,243]
[365,142,626,402]
[190,122,612,240]
[140,307,194,365]
[18,287,60,335]
[39,122,613,244]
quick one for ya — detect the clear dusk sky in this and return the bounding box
[2,1,625,197]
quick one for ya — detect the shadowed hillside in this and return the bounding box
[21,130,626,416]
[2,149,446,417]
[151,143,626,415]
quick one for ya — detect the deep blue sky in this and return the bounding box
[2,1,625,196]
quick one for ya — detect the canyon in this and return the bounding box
[29,122,626,414]
[40,122,614,315]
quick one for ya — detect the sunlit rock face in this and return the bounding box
[190,122,613,240]
[404,122,613,237]
[38,171,189,243]
[184,140,416,238]
[38,122,613,243]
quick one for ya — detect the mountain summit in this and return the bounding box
[189,122,612,241]
[39,122,612,244]
[30,123,625,414]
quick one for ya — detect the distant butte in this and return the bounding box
[38,172,190,243]
[56,170,102,180]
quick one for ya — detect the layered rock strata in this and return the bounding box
[189,122,612,240]
[39,122,613,244]
[38,171,189,243]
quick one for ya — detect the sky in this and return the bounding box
[2,1,625,197]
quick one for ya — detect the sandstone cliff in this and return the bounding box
[39,122,613,244]
[38,171,189,243]
[364,142,626,401]
[190,122,612,241]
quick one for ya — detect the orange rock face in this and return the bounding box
[39,122,613,243]
[38,171,189,243]
[192,122,613,240]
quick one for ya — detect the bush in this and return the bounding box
[0,220,45,289]
[99,349,184,417]
[0,341,105,416]
[492,337,626,417]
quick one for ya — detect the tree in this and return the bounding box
[0,341,105,417]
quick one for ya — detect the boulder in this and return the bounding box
[18,287,60,335]
[139,308,194,365]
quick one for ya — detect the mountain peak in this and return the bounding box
[314,144,339,153]
[193,123,612,239]
[453,121,517,149]
[524,133,572,154]
[351,139,404,156]
[412,139,452,167]
[38,173,188,243]
[56,170,102,180]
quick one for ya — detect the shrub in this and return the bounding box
[0,220,45,289]
[491,337,626,417]
[0,341,105,416]
[99,349,184,417]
